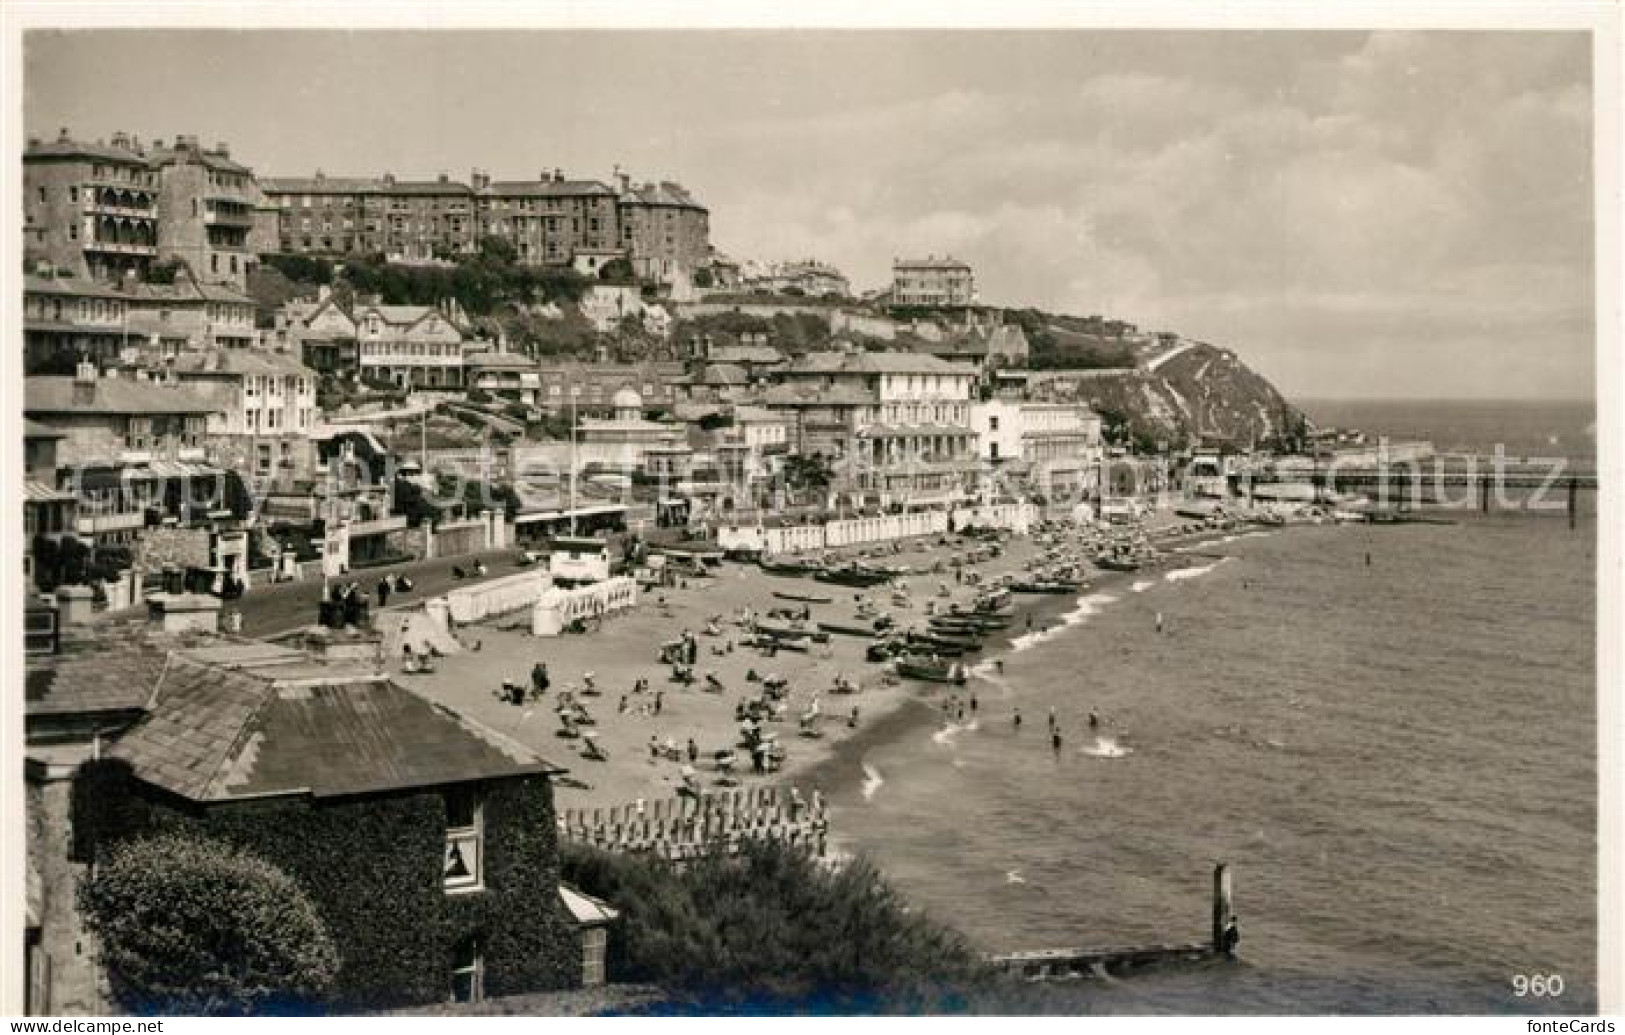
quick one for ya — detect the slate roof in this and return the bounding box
[484,180,615,198]
[25,641,171,718]
[145,145,253,176]
[163,349,310,378]
[894,256,972,271]
[25,376,218,415]
[784,350,969,376]
[619,181,707,211]
[129,280,256,306]
[758,383,874,407]
[24,138,148,165]
[464,352,539,370]
[113,657,565,802]
[23,275,131,300]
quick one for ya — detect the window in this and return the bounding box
[449,936,482,1004]
[989,416,999,432]
[581,927,608,986]
[444,788,483,892]
[37,186,45,203]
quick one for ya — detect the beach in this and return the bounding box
[401,515,1213,812]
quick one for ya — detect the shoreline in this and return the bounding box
[403,516,1294,817]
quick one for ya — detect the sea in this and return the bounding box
[809,400,1601,1014]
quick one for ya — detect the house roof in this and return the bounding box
[785,350,970,376]
[113,657,565,802]
[25,376,219,416]
[464,352,538,370]
[162,349,310,378]
[484,180,616,199]
[699,363,749,386]
[619,181,707,212]
[758,383,873,407]
[706,344,784,365]
[894,256,972,271]
[559,884,620,925]
[24,419,65,440]
[145,145,253,176]
[128,280,256,306]
[23,481,76,504]
[25,641,171,719]
[23,275,131,300]
[24,137,148,165]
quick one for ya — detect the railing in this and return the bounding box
[75,511,146,536]
[84,239,157,255]
[85,201,157,220]
[205,210,255,227]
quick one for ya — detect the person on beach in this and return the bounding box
[687,738,699,764]
[849,705,860,728]
[654,691,664,716]
[1088,710,1100,730]
[376,577,391,608]
[1052,730,1063,755]
[1222,915,1241,958]
[618,695,629,715]
[1156,612,1164,634]
[970,693,978,714]
[532,663,550,696]
[995,658,1004,673]
[1025,614,1034,630]
[649,735,661,760]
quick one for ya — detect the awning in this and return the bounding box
[857,424,978,440]
[24,480,77,504]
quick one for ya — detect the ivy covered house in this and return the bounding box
[75,651,581,1010]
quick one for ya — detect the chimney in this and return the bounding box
[318,284,332,303]
[111,131,130,150]
[216,141,230,158]
[152,137,165,150]
[57,126,70,142]
[554,168,563,183]
[73,360,97,405]
[471,169,489,191]
[615,165,630,193]
[383,172,395,186]
[27,136,40,149]
[438,172,449,184]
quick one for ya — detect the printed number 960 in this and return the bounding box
[1512,974,1564,997]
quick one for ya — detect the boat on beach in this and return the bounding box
[814,563,894,588]
[895,655,968,685]
[760,557,826,577]
[755,621,830,644]
[906,630,982,652]
[773,590,834,604]
[818,620,884,638]
[1010,579,1082,595]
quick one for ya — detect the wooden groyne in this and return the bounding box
[558,785,829,863]
[991,863,1237,980]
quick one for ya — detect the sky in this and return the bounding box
[22,29,1598,400]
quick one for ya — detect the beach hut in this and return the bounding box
[559,884,620,987]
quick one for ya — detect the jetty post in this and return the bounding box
[1211,862,1233,952]
[1568,477,1578,530]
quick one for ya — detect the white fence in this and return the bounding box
[446,570,553,624]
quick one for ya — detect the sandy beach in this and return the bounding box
[397,531,1067,810]
[396,510,1249,816]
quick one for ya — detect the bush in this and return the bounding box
[79,832,340,1015]
[561,840,991,1012]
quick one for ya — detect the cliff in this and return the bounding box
[1033,339,1308,452]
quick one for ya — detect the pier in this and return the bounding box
[991,863,1236,980]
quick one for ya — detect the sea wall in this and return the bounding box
[557,785,827,861]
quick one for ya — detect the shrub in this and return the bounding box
[561,840,991,1012]
[79,832,340,1015]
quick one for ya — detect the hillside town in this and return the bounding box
[20,129,1419,1015]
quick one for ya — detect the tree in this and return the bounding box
[598,257,635,282]
[692,267,715,289]
[79,833,340,1015]
[783,452,834,494]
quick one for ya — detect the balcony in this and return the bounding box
[85,239,158,257]
[85,201,158,220]
[76,510,147,536]
[205,209,255,228]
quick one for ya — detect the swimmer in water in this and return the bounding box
[1156,611,1164,634]
[1013,709,1022,730]
[1047,707,1057,733]
[1088,710,1099,730]
[1052,730,1063,754]
[995,658,1005,673]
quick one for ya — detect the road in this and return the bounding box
[235,546,531,638]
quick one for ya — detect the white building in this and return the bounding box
[892,256,976,307]
[355,303,466,388]
[970,399,1104,498]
